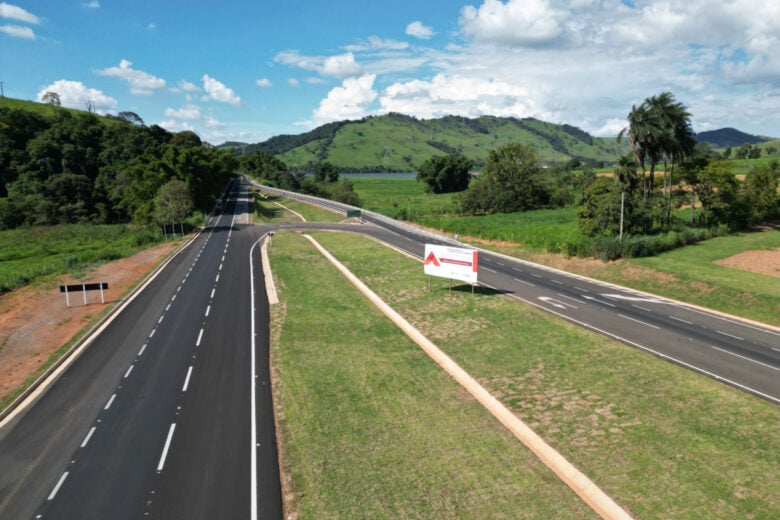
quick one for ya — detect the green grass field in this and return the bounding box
[350,176,461,219]
[269,230,780,519]
[0,224,164,293]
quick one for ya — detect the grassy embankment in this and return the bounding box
[349,177,779,326]
[0,224,165,293]
[251,191,344,223]
[269,229,780,519]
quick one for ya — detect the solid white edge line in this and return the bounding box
[157,423,176,472]
[711,346,780,372]
[249,236,262,520]
[48,472,69,500]
[489,284,780,405]
[182,366,193,392]
[81,426,96,448]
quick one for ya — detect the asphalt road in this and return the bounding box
[0,178,281,519]
[257,184,780,405]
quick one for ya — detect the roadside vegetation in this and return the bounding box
[270,231,780,519]
[0,224,166,293]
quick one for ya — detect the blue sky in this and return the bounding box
[2,0,779,145]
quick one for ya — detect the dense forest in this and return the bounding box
[0,104,236,230]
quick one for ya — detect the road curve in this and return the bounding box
[255,183,780,404]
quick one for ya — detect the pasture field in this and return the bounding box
[269,230,780,519]
[350,176,460,219]
[0,224,163,293]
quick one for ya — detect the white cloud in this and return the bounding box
[0,2,39,24]
[83,1,100,8]
[256,78,272,88]
[288,78,300,87]
[96,59,166,95]
[201,74,242,106]
[309,74,377,127]
[406,21,434,40]
[177,80,200,92]
[459,0,565,47]
[164,104,202,120]
[275,51,363,78]
[36,80,117,112]
[379,73,541,120]
[1,23,33,39]
[345,36,410,52]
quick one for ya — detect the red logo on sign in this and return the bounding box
[424,251,440,266]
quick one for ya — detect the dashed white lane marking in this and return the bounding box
[165,303,171,312]
[716,330,744,341]
[514,278,535,287]
[205,305,211,317]
[182,366,193,392]
[551,279,563,285]
[157,423,176,472]
[48,472,69,500]
[668,315,693,325]
[483,267,497,273]
[81,426,96,448]
[215,274,220,283]
[210,288,216,299]
[149,329,156,338]
[196,328,204,347]
[124,365,134,378]
[158,315,164,324]
[138,343,147,356]
[104,394,116,410]
[632,304,652,312]
[618,313,660,330]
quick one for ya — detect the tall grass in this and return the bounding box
[0,223,163,292]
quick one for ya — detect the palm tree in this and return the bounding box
[619,92,696,222]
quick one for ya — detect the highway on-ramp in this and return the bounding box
[0,178,281,519]
[257,184,780,405]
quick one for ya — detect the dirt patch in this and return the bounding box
[713,249,780,278]
[0,241,179,405]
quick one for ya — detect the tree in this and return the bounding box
[577,177,622,236]
[741,161,779,225]
[618,92,695,204]
[117,111,144,126]
[416,154,473,194]
[461,143,549,214]
[154,179,193,226]
[41,92,60,107]
[314,161,339,183]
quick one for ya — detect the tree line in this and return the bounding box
[414,92,778,259]
[0,106,237,230]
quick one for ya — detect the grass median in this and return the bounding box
[270,230,780,519]
[268,231,595,519]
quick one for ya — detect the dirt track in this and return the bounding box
[0,241,178,404]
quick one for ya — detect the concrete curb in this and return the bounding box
[303,233,634,520]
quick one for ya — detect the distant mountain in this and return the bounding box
[224,113,622,171]
[696,128,772,148]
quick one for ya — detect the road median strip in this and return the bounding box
[302,233,633,520]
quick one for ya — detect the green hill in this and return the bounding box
[229,113,623,171]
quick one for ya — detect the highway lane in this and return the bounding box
[255,183,780,404]
[0,178,281,519]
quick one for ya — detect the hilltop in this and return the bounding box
[225,113,623,171]
[696,127,773,148]
[228,113,777,172]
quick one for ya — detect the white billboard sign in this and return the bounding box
[424,244,479,284]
